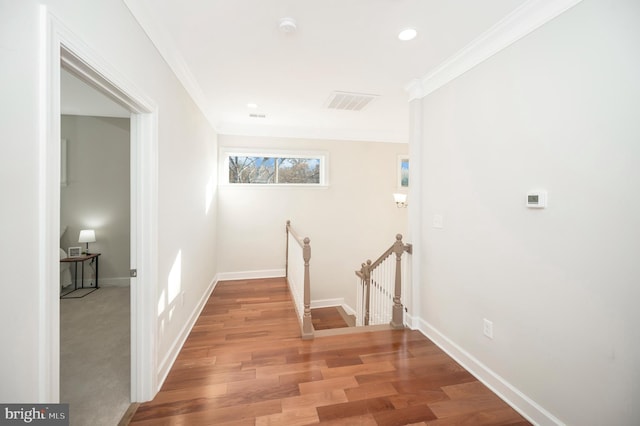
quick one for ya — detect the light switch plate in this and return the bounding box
[483,318,494,339]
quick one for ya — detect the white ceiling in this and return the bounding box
[121,0,529,142]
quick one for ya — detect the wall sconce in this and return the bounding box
[78,229,96,254]
[393,193,408,208]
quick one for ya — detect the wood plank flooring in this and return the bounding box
[311,307,350,330]
[130,278,530,425]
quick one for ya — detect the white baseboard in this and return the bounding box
[415,317,563,426]
[216,269,285,281]
[341,303,356,317]
[310,299,356,317]
[98,277,130,287]
[310,299,356,318]
[310,298,344,309]
[70,277,130,288]
[156,274,219,390]
[404,312,418,330]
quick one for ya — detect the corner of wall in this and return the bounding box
[215,269,286,282]
[414,317,564,426]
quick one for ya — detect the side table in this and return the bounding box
[60,253,101,299]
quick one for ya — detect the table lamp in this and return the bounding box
[78,229,96,254]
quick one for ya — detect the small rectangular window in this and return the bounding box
[223,149,328,186]
[277,157,320,184]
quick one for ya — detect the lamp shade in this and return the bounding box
[78,229,96,243]
[393,193,407,204]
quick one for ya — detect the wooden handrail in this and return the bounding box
[286,220,306,247]
[369,246,394,271]
[355,234,411,329]
[368,235,412,270]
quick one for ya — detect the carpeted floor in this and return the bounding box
[60,286,130,426]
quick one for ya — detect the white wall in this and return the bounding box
[416,0,640,424]
[0,0,217,402]
[0,0,42,400]
[61,115,130,285]
[217,135,408,310]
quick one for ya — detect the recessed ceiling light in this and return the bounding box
[247,103,258,109]
[398,28,417,41]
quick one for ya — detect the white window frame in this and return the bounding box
[220,147,330,187]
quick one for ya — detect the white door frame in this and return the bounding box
[40,10,158,402]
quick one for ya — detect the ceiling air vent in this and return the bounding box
[326,91,378,111]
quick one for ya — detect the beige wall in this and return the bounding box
[217,135,408,310]
[416,0,640,424]
[61,115,130,285]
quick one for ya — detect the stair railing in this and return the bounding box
[355,234,412,328]
[285,220,313,339]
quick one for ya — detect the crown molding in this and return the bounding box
[123,0,214,128]
[216,122,408,144]
[406,0,584,100]
[405,79,426,101]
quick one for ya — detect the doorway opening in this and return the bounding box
[41,15,158,408]
[60,67,132,423]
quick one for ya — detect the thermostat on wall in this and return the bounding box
[526,191,547,208]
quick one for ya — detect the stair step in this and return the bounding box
[313,323,395,338]
[335,305,356,327]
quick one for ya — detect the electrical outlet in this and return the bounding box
[483,318,493,339]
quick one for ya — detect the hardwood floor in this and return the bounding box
[130,278,530,425]
[311,307,350,330]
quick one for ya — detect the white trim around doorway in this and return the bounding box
[40,7,158,403]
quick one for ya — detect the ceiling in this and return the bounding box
[107,1,529,142]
